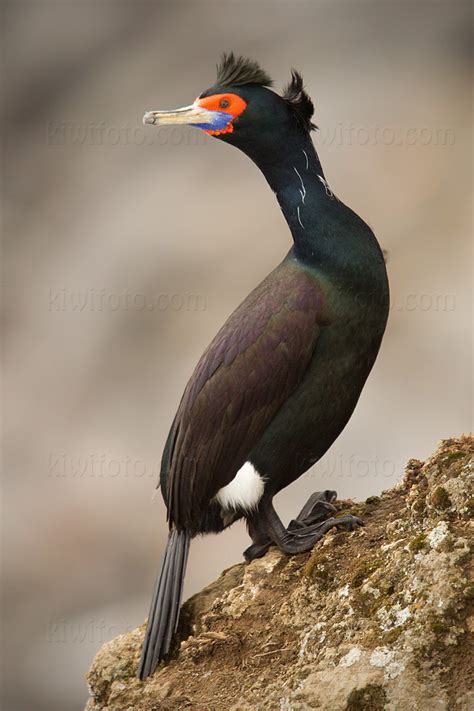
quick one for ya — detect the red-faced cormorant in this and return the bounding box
[138,54,389,679]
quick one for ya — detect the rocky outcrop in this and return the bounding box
[86,437,473,710]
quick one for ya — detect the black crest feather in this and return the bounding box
[282,69,316,132]
[216,52,273,88]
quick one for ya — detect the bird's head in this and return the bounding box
[143,53,316,159]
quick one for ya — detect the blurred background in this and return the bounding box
[2,1,472,709]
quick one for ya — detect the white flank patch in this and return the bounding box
[215,461,265,511]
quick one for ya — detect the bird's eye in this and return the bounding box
[219,99,230,109]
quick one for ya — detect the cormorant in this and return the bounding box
[138,53,389,679]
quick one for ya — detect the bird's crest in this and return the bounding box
[216,52,273,88]
[282,69,316,132]
[216,54,316,132]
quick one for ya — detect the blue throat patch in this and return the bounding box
[193,110,233,131]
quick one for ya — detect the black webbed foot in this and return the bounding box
[268,513,363,555]
[287,489,338,531]
[244,492,363,561]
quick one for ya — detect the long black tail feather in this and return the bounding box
[138,529,190,679]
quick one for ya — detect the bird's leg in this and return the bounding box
[244,495,363,561]
[244,517,273,561]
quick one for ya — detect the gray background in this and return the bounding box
[2,1,472,709]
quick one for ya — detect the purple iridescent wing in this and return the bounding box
[165,258,325,529]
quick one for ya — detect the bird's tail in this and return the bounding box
[137,528,190,679]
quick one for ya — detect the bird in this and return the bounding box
[138,53,389,679]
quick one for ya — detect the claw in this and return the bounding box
[334,514,364,531]
[243,540,272,561]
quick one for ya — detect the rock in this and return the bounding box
[85,436,473,710]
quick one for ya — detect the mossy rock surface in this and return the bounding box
[85,436,474,711]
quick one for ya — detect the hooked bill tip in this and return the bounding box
[143,111,157,126]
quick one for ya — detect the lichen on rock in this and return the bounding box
[85,436,473,710]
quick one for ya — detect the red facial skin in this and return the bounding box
[196,93,248,135]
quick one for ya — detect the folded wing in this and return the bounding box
[164,259,325,531]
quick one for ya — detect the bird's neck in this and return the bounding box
[245,133,347,268]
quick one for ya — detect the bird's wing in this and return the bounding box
[165,259,325,530]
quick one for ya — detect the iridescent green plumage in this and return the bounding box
[139,55,389,679]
